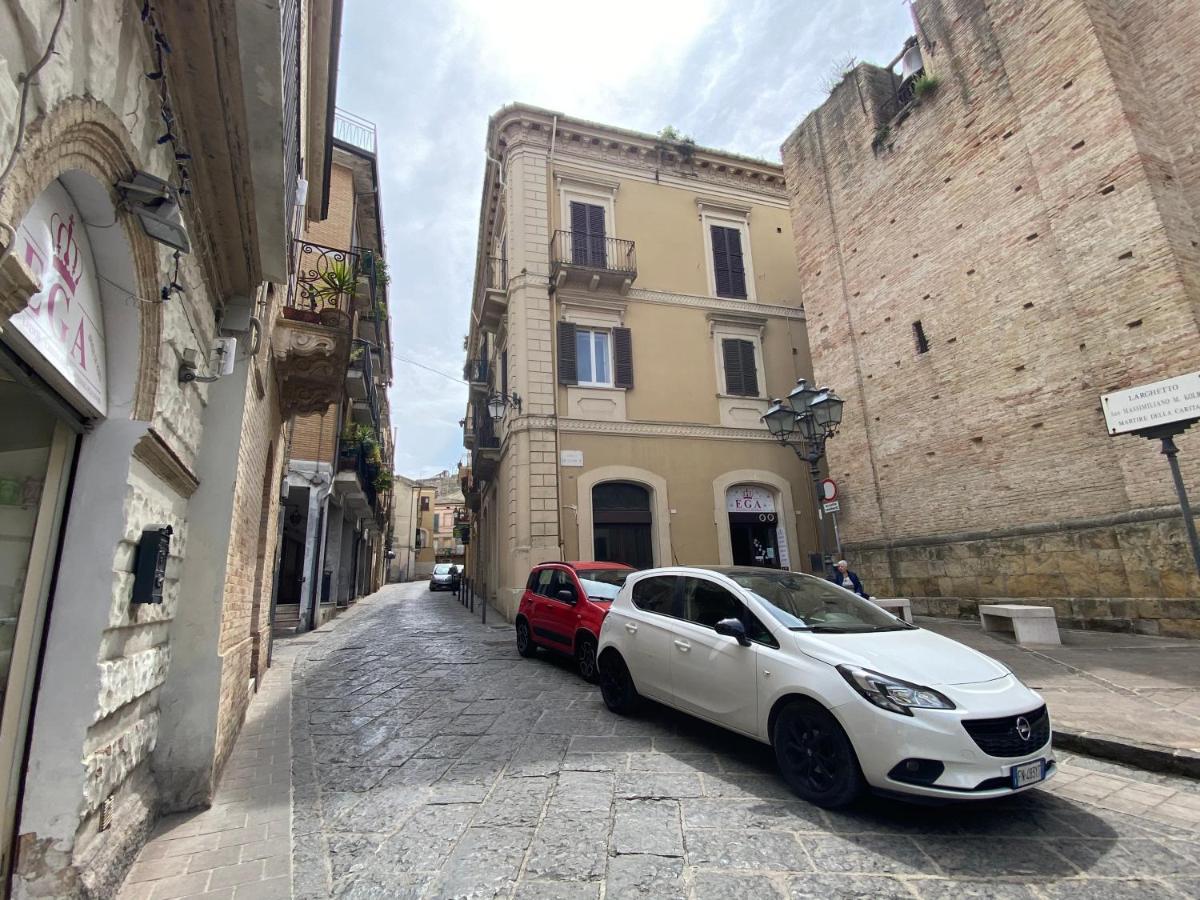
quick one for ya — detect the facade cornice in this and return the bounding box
[625,287,804,320]
[558,418,777,442]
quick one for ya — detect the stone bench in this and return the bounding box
[871,597,913,624]
[979,604,1060,646]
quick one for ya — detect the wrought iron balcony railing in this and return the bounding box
[285,240,358,325]
[333,108,377,155]
[485,256,507,291]
[551,231,637,276]
[464,357,489,384]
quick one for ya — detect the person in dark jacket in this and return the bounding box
[828,559,869,598]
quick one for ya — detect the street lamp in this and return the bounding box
[762,379,845,574]
[486,390,521,420]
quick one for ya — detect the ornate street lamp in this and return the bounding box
[486,390,521,420]
[762,379,845,574]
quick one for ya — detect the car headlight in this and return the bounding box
[837,665,956,716]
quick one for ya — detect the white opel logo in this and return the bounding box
[1015,717,1032,741]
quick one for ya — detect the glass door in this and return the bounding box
[0,372,77,882]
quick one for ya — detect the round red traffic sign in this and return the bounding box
[820,478,837,502]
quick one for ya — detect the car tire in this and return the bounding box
[515,619,537,658]
[575,635,599,684]
[598,651,640,715]
[772,700,864,809]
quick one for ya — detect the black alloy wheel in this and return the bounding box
[773,701,864,808]
[598,652,640,714]
[575,635,599,683]
[516,619,537,658]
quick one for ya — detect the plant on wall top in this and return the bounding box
[657,125,696,162]
[913,72,941,101]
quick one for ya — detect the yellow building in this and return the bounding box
[463,105,820,619]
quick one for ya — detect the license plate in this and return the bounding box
[1011,759,1046,789]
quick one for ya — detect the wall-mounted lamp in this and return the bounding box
[486,390,521,420]
[179,338,237,384]
[116,171,190,254]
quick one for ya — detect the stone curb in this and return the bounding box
[1054,727,1200,780]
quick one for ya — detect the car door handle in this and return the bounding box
[674,640,691,652]
[625,623,638,634]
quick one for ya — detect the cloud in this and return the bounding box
[336,1,913,480]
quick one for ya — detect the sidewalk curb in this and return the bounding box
[1054,727,1200,780]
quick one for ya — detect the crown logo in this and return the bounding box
[51,212,82,293]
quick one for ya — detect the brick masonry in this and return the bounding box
[781,0,1200,633]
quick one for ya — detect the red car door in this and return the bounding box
[537,567,579,651]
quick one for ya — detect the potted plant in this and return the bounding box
[372,469,394,494]
[315,259,357,309]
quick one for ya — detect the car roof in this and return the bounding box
[534,561,636,571]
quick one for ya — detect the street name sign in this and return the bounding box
[823,501,841,513]
[1101,372,1200,436]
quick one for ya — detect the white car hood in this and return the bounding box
[796,628,1010,686]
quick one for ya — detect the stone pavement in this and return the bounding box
[282,583,1200,899]
[920,617,1200,769]
[117,643,296,900]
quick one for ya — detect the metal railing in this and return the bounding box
[337,441,379,511]
[464,357,489,383]
[333,108,377,154]
[286,240,358,320]
[484,256,507,291]
[551,231,637,275]
[475,412,499,450]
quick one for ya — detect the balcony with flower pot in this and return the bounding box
[275,240,357,416]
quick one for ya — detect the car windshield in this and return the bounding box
[433,564,454,574]
[725,570,912,632]
[576,568,631,600]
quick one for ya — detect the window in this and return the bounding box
[420,496,430,511]
[558,321,634,389]
[575,328,612,386]
[681,577,742,628]
[913,320,930,354]
[548,569,576,602]
[721,338,760,397]
[433,513,440,531]
[710,225,748,299]
[535,568,555,597]
[631,575,676,615]
[743,609,779,648]
[570,201,607,268]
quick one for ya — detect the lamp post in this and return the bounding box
[763,379,845,575]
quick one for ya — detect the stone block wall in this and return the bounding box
[781,0,1200,629]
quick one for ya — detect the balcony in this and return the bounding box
[551,231,637,295]
[462,414,476,450]
[472,412,501,482]
[333,108,377,155]
[464,357,490,395]
[345,355,368,400]
[334,440,379,518]
[274,240,356,417]
[479,255,508,332]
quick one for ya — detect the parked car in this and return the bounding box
[515,561,637,681]
[596,566,1054,808]
[429,563,460,592]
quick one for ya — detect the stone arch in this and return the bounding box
[713,469,802,569]
[0,98,164,421]
[577,465,672,567]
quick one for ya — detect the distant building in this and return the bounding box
[462,104,820,619]
[780,0,1200,635]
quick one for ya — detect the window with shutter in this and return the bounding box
[557,320,578,385]
[570,201,607,268]
[501,350,508,396]
[613,327,634,389]
[711,225,748,299]
[721,338,759,396]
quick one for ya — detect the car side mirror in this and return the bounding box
[715,617,750,646]
[556,589,577,605]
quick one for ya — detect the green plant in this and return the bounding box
[373,255,390,288]
[349,345,364,362]
[657,125,696,162]
[372,469,394,493]
[872,124,891,152]
[315,259,357,301]
[913,72,941,100]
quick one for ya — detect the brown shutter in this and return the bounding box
[711,225,731,297]
[570,202,588,264]
[721,338,743,394]
[727,228,747,298]
[740,340,759,396]
[557,320,578,385]
[613,326,634,389]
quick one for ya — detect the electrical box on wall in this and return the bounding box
[132,524,173,604]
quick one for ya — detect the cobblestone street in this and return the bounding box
[271,583,1200,899]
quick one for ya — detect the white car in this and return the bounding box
[596,566,1055,807]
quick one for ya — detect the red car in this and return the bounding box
[515,561,637,681]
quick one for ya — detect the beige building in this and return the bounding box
[388,473,418,581]
[462,104,820,620]
[0,0,343,893]
[781,0,1200,635]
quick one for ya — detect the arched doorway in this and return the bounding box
[592,482,653,569]
[726,484,785,568]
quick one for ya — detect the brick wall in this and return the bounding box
[781,0,1200,632]
[304,163,355,251]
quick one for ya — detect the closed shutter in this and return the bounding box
[501,349,508,396]
[557,321,578,385]
[613,327,634,389]
[570,202,589,265]
[570,201,607,267]
[587,203,607,268]
[711,226,748,299]
[722,338,758,396]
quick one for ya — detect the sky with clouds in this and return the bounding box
[336,0,914,480]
